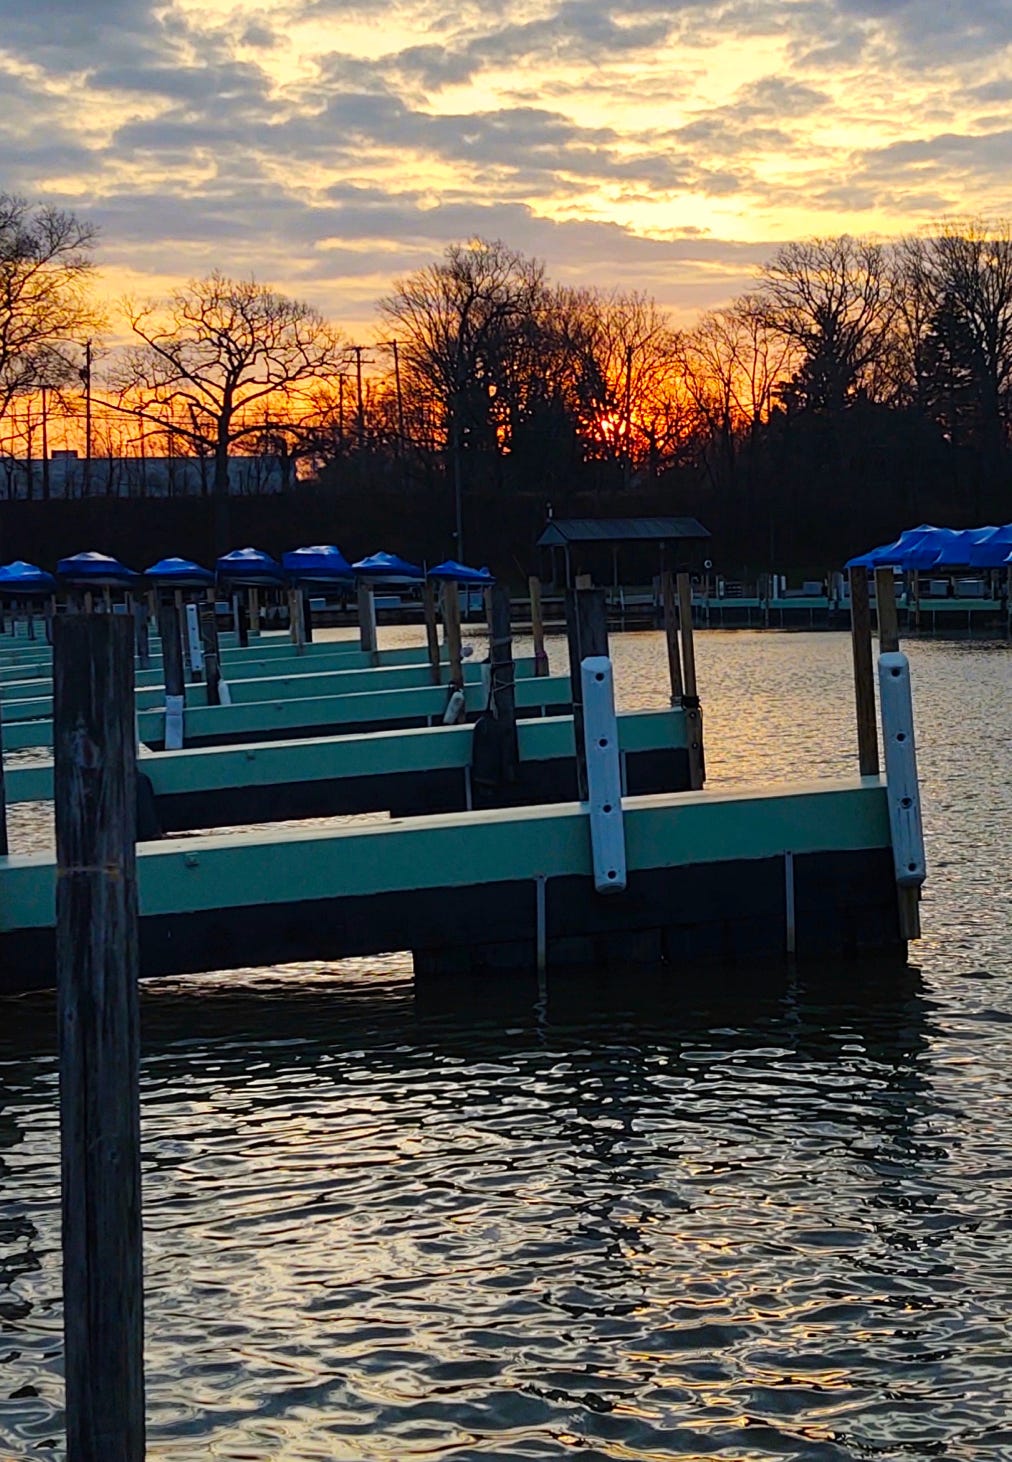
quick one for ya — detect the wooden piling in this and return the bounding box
[302,591,314,644]
[676,572,704,790]
[848,566,879,777]
[53,613,145,1462]
[233,593,248,648]
[489,583,518,761]
[133,601,151,669]
[565,587,608,801]
[287,587,306,654]
[247,585,261,638]
[660,570,684,704]
[529,575,549,676]
[874,567,900,652]
[157,602,185,701]
[676,574,697,696]
[423,580,442,684]
[443,580,464,687]
[357,581,378,660]
[199,604,222,706]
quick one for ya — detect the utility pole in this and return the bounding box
[352,345,366,451]
[622,343,633,491]
[79,339,93,496]
[388,340,406,456]
[41,384,50,502]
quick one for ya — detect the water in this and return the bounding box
[2,630,1012,1459]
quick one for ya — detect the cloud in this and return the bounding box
[0,0,1009,337]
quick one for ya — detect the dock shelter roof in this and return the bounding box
[537,517,710,547]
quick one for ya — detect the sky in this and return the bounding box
[2,0,1011,338]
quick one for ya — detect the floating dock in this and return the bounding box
[0,569,925,995]
[0,778,898,991]
[7,707,690,827]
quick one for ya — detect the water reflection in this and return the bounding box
[9,962,996,1461]
[2,629,1011,1458]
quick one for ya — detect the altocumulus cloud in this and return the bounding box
[0,0,1009,328]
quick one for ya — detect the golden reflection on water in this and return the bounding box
[1,630,1011,1457]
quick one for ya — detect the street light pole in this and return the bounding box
[80,339,93,495]
[387,340,406,456]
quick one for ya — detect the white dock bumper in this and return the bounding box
[877,651,926,888]
[581,656,626,894]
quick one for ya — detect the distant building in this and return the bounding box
[0,451,288,500]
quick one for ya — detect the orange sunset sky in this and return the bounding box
[2,0,1011,334]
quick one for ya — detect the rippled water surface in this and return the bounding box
[2,628,1012,1459]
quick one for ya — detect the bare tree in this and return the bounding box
[379,238,545,551]
[679,296,798,479]
[116,272,347,537]
[756,236,896,410]
[0,194,99,440]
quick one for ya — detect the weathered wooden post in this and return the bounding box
[529,575,549,676]
[232,592,249,648]
[423,579,442,684]
[133,600,151,670]
[875,567,900,652]
[849,565,879,776]
[660,570,684,704]
[286,586,306,654]
[247,585,261,638]
[565,586,608,801]
[199,603,222,707]
[676,572,704,790]
[357,580,377,661]
[157,600,185,751]
[53,613,145,1462]
[489,583,518,765]
[443,579,464,689]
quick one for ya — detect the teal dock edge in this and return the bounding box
[0,778,901,989]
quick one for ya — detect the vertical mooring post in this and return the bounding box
[357,580,378,660]
[157,600,185,751]
[423,579,442,685]
[301,590,314,644]
[53,613,145,1462]
[247,585,261,639]
[490,583,519,781]
[199,603,222,707]
[676,572,705,790]
[232,592,249,648]
[874,567,900,653]
[443,579,464,688]
[0,690,8,857]
[660,570,684,704]
[565,586,608,802]
[848,566,879,776]
[529,575,549,676]
[133,600,151,670]
[287,586,306,654]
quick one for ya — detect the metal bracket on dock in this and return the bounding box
[581,656,626,894]
[877,651,926,889]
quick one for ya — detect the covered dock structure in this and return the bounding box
[537,516,711,590]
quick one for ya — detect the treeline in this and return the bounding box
[1,193,1011,571]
